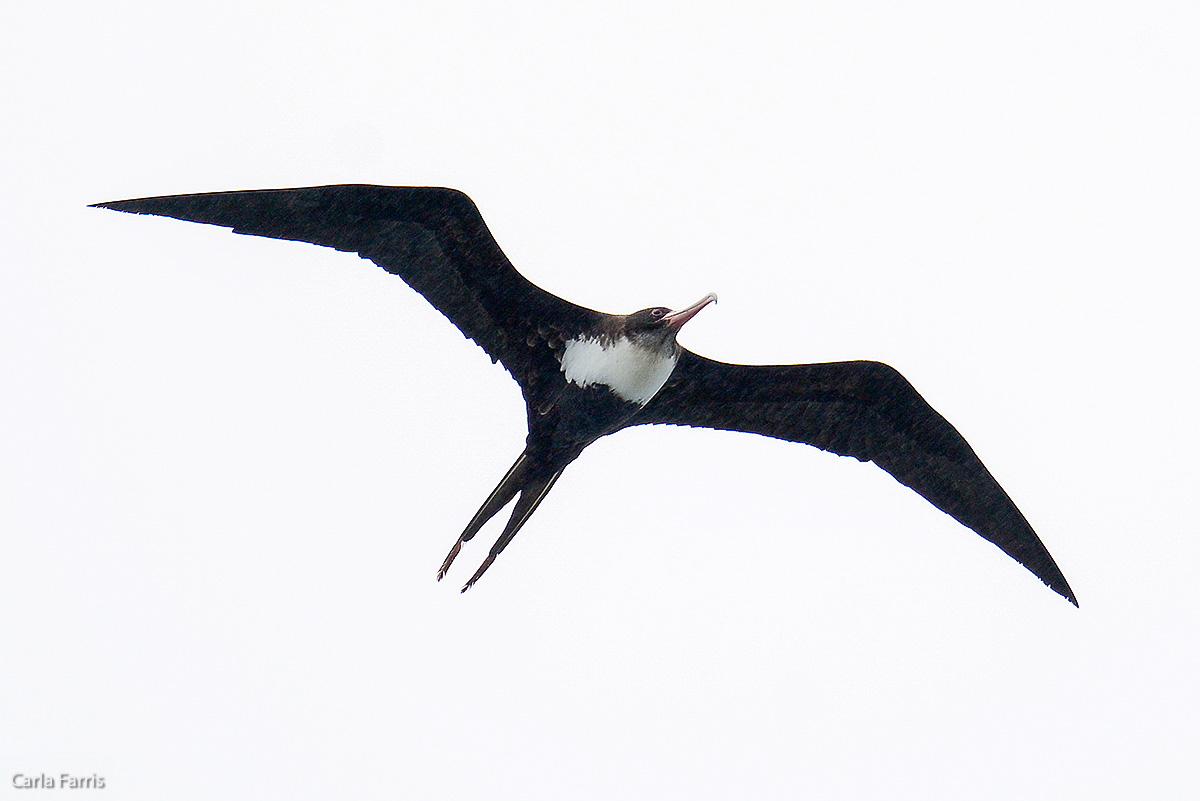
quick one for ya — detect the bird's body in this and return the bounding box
[440,295,716,588]
[93,185,1077,604]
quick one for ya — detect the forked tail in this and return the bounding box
[437,451,565,591]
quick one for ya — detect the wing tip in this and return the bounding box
[90,198,152,214]
[1040,569,1078,607]
[1058,583,1080,608]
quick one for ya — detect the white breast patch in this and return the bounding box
[560,336,678,405]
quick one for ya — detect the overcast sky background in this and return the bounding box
[3,3,1198,799]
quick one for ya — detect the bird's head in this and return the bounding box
[623,293,718,349]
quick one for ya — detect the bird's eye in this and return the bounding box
[651,308,665,318]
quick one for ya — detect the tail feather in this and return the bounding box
[460,469,565,592]
[437,451,529,581]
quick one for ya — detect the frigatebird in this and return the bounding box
[92,185,1076,604]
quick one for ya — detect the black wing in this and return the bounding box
[629,351,1076,605]
[92,185,603,389]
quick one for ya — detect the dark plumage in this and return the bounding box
[92,185,1076,604]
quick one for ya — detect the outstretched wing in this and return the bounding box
[629,351,1076,605]
[92,185,603,388]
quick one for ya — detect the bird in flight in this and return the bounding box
[93,185,1076,604]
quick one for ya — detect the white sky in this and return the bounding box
[3,3,1198,799]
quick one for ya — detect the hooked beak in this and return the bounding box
[663,292,718,330]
